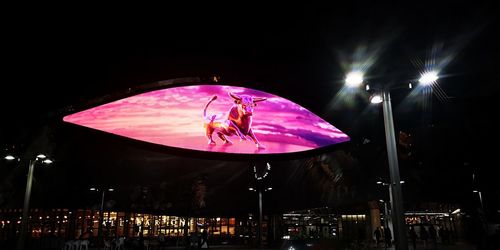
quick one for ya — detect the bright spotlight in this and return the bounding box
[419,71,438,85]
[345,71,364,87]
[42,159,53,164]
[4,155,16,161]
[36,154,47,159]
[89,187,96,191]
[370,94,383,104]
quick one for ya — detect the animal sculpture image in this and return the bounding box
[203,92,267,148]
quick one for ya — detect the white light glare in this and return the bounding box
[89,188,96,191]
[376,181,383,184]
[43,159,53,164]
[419,71,439,85]
[451,208,460,214]
[400,181,405,184]
[108,188,114,192]
[36,154,47,159]
[370,94,383,104]
[345,71,364,87]
[4,155,16,161]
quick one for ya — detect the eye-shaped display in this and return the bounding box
[63,85,349,154]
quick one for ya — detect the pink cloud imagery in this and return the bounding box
[63,85,349,154]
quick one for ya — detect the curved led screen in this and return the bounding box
[63,85,349,154]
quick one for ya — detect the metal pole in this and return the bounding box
[387,184,394,239]
[382,91,408,250]
[258,189,263,247]
[17,160,36,250]
[98,190,105,250]
[383,201,390,227]
[478,191,484,209]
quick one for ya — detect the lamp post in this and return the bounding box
[370,72,437,250]
[346,70,439,250]
[249,162,272,247]
[90,187,114,250]
[472,172,484,209]
[473,190,484,209]
[379,93,409,250]
[5,154,53,250]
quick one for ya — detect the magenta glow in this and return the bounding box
[63,85,349,154]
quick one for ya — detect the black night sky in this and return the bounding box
[1,3,499,219]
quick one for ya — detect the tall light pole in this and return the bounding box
[249,162,272,247]
[90,187,114,250]
[472,172,484,209]
[6,154,53,250]
[380,89,408,250]
[473,190,484,209]
[356,70,438,250]
[346,70,414,250]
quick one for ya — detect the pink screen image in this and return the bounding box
[63,85,350,154]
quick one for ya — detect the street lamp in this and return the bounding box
[249,162,272,247]
[472,172,484,210]
[5,153,53,250]
[346,70,438,250]
[90,187,114,250]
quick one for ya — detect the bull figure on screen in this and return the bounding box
[203,92,267,148]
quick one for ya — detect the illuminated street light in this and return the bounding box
[370,93,383,104]
[16,154,52,250]
[345,71,364,88]
[347,71,412,249]
[4,155,16,161]
[419,71,439,86]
